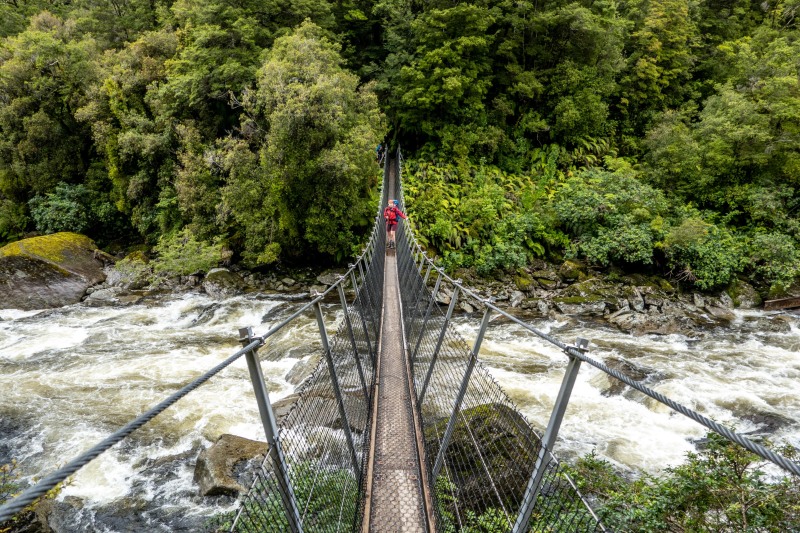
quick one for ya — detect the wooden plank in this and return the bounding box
[764,296,800,311]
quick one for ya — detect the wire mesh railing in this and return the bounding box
[0,171,387,532]
[389,149,800,533]
[387,154,605,532]
[222,166,390,533]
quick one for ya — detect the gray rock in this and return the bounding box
[643,294,664,308]
[194,434,268,497]
[718,292,734,309]
[536,300,550,314]
[607,310,686,335]
[693,293,705,308]
[316,270,344,286]
[729,279,762,309]
[628,289,645,312]
[0,232,106,310]
[281,277,296,286]
[285,354,322,386]
[202,268,246,298]
[554,299,606,316]
[705,305,736,322]
[460,301,475,314]
[510,291,525,308]
[84,287,123,306]
[271,393,301,424]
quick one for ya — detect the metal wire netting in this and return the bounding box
[391,158,604,532]
[218,169,388,533]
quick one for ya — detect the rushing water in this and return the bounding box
[1,293,799,531]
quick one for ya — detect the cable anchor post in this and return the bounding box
[512,337,589,533]
[238,327,303,533]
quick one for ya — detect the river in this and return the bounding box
[1,292,798,531]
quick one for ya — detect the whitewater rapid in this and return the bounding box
[1,293,798,530]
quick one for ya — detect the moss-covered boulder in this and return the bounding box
[202,268,246,298]
[425,403,539,515]
[0,232,106,310]
[557,260,586,282]
[194,434,268,496]
[727,279,762,309]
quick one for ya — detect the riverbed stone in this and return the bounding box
[194,434,268,497]
[554,298,606,316]
[510,290,525,308]
[705,304,736,322]
[728,279,762,309]
[285,354,322,386]
[84,287,123,306]
[202,268,246,298]
[558,260,585,282]
[0,232,107,310]
[316,269,344,286]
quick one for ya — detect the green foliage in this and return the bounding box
[1,458,66,532]
[569,434,800,532]
[663,219,746,290]
[0,199,28,244]
[0,460,19,505]
[211,462,358,532]
[150,227,221,279]
[553,169,668,267]
[222,21,383,265]
[29,183,94,234]
[403,159,566,276]
[749,232,800,295]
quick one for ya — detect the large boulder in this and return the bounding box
[425,403,538,515]
[0,232,106,310]
[728,279,762,309]
[194,434,268,497]
[202,268,246,298]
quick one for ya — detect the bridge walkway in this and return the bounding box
[363,163,432,532]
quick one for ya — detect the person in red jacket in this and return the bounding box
[384,199,406,249]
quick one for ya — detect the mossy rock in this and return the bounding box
[0,232,106,310]
[726,279,762,308]
[424,403,539,515]
[203,267,247,298]
[557,260,586,282]
[514,270,534,291]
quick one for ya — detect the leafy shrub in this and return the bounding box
[553,169,668,266]
[0,460,19,504]
[663,219,746,289]
[28,183,94,234]
[150,228,221,279]
[749,232,800,295]
[568,433,800,532]
[404,159,567,275]
[0,200,28,244]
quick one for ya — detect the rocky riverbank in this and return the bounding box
[91,255,777,339]
[436,259,770,337]
[1,232,781,338]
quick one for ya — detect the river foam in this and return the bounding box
[1,295,798,530]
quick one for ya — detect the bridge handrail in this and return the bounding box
[399,200,800,477]
[0,215,383,524]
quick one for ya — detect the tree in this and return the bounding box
[0,12,99,240]
[618,0,699,138]
[221,21,384,265]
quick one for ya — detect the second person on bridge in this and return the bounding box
[384,199,406,249]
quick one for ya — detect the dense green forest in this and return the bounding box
[1,0,799,293]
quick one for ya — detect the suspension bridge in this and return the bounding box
[1,150,799,532]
